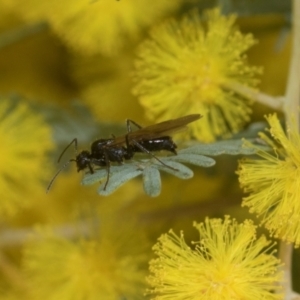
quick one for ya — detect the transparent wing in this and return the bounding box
[107,114,202,147]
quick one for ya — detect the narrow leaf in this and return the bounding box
[143,167,161,197]
[179,140,259,156]
[98,165,143,196]
[157,161,194,179]
[170,153,215,167]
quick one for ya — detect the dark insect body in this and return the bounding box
[129,136,177,155]
[47,114,201,193]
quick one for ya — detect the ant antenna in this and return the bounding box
[46,159,76,193]
[57,138,78,163]
[47,138,79,193]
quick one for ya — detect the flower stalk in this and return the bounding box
[279,0,300,297]
[223,81,283,110]
[284,0,300,127]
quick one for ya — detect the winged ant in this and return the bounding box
[46,114,202,192]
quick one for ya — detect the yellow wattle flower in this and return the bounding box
[238,113,300,246]
[23,224,148,300]
[147,216,282,299]
[71,51,145,122]
[3,0,181,55]
[134,8,262,142]
[0,98,53,216]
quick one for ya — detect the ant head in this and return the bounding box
[75,150,91,172]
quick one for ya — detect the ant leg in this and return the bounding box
[125,119,143,152]
[58,138,78,163]
[126,119,143,133]
[131,140,177,171]
[103,151,111,190]
[88,163,94,174]
[90,154,110,190]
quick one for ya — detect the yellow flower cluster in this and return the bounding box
[3,0,181,55]
[0,98,53,216]
[238,114,300,246]
[0,2,290,298]
[147,216,282,300]
[23,223,148,300]
[134,8,262,142]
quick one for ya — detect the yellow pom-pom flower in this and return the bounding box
[238,114,300,246]
[134,8,262,142]
[23,225,148,300]
[54,0,181,55]
[0,98,53,216]
[71,51,145,122]
[147,216,282,300]
[4,0,181,55]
